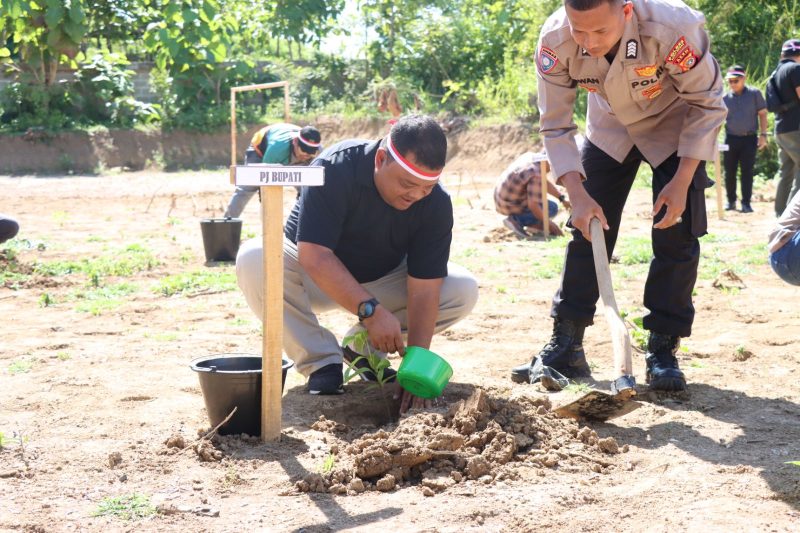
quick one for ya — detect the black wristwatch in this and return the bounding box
[558,194,566,203]
[357,298,380,321]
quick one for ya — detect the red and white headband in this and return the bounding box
[726,69,745,78]
[386,134,441,181]
[297,134,321,148]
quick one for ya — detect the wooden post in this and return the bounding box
[541,160,550,239]
[230,90,237,184]
[715,148,724,220]
[283,83,291,122]
[260,188,284,441]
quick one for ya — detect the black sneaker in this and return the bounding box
[511,318,591,389]
[342,346,397,383]
[725,202,736,211]
[740,204,754,213]
[645,333,686,391]
[307,363,344,395]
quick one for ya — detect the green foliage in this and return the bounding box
[619,310,649,352]
[320,452,336,474]
[155,269,236,296]
[72,282,137,315]
[92,493,156,521]
[34,244,158,278]
[342,329,394,389]
[8,358,35,374]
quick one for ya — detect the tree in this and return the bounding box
[0,0,88,85]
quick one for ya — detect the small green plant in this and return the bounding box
[92,494,156,521]
[689,360,706,369]
[39,292,54,307]
[620,311,648,352]
[321,452,336,474]
[0,431,5,449]
[56,352,71,361]
[564,382,592,394]
[8,359,34,374]
[733,345,753,362]
[155,270,236,296]
[342,330,395,420]
[787,461,800,467]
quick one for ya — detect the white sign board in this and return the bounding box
[233,165,325,187]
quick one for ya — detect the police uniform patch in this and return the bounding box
[635,64,658,77]
[666,36,698,72]
[642,83,663,99]
[538,47,559,74]
[626,40,638,59]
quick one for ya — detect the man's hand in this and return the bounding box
[652,178,690,229]
[568,189,608,241]
[362,305,404,355]
[548,220,564,237]
[757,135,768,150]
[395,385,433,414]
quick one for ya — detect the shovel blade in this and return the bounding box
[554,390,641,422]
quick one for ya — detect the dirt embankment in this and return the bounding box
[0,117,538,175]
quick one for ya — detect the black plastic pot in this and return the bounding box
[190,353,294,436]
[200,217,242,263]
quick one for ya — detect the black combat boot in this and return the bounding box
[510,318,591,389]
[645,332,686,391]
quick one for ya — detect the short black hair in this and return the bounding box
[297,125,321,154]
[383,115,447,170]
[564,0,623,10]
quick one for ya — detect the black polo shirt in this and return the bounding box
[774,59,800,134]
[284,139,453,283]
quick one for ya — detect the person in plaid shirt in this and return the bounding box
[494,151,570,238]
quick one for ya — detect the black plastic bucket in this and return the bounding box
[200,217,242,263]
[190,353,294,436]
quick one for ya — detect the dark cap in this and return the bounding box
[296,126,321,154]
[782,38,800,54]
[725,65,746,79]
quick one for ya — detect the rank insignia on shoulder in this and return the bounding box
[634,64,658,77]
[538,47,559,74]
[666,36,699,72]
[626,40,638,59]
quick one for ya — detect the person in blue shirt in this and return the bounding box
[722,65,768,213]
[223,124,321,218]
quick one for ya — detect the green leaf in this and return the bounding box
[787,461,800,467]
[44,3,64,28]
[0,48,10,58]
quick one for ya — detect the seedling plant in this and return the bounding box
[342,329,395,421]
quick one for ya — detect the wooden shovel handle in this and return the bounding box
[589,218,633,376]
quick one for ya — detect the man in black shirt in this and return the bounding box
[236,116,478,412]
[774,39,800,216]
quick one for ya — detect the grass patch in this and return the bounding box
[34,244,159,278]
[92,494,156,521]
[72,283,138,315]
[736,244,768,266]
[633,165,653,190]
[564,382,592,394]
[616,236,652,265]
[8,358,34,374]
[525,253,564,280]
[154,269,236,297]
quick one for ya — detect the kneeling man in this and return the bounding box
[236,115,479,412]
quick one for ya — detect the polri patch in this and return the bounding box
[626,39,638,59]
[538,47,559,74]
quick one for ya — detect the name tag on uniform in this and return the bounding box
[233,165,325,186]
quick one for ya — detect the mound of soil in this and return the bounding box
[295,388,625,496]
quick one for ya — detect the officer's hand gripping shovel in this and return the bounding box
[554,218,640,421]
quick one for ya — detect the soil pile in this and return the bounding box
[296,388,626,496]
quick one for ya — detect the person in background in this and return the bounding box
[769,191,800,285]
[494,151,571,239]
[223,124,321,218]
[722,65,767,213]
[0,214,19,245]
[772,39,800,217]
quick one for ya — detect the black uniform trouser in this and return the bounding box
[551,140,709,338]
[723,134,757,206]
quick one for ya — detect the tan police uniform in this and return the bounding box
[537,0,726,181]
[534,0,727,339]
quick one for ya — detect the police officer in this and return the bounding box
[223,124,322,218]
[510,0,726,391]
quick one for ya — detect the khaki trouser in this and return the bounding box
[235,238,479,377]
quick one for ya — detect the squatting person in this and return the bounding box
[235,115,478,413]
[511,0,726,391]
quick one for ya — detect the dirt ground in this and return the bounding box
[1,163,799,532]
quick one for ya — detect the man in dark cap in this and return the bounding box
[722,65,768,213]
[773,39,800,217]
[223,124,322,218]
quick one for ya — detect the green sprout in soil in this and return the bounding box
[39,292,54,307]
[342,329,395,421]
[92,493,156,521]
[321,452,336,474]
[564,382,592,394]
[155,270,236,297]
[619,310,648,352]
[787,461,800,467]
[0,431,5,450]
[8,359,34,375]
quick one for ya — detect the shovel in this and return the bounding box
[554,218,640,422]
